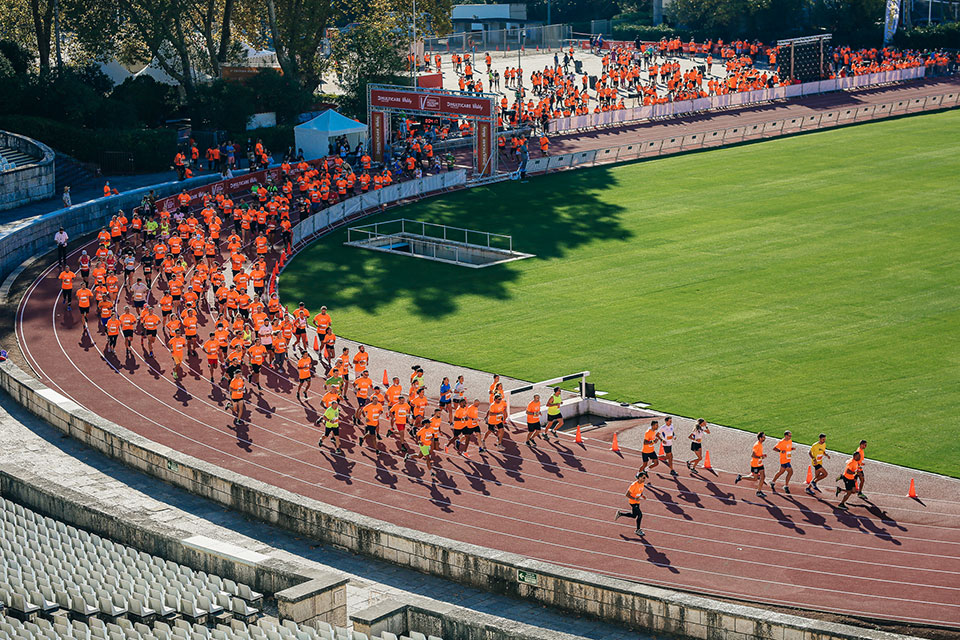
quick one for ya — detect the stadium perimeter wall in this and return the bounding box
[0,155,930,639]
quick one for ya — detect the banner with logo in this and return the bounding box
[884,0,901,44]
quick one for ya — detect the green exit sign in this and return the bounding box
[517,569,538,586]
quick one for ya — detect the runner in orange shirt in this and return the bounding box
[389,395,411,453]
[312,305,332,335]
[140,306,160,357]
[407,408,443,477]
[480,393,507,452]
[769,430,795,493]
[735,432,768,497]
[360,394,384,451]
[523,394,542,447]
[293,302,310,352]
[296,352,314,400]
[168,328,187,380]
[104,310,121,354]
[352,344,368,377]
[639,421,662,473]
[353,370,374,424]
[58,267,75,310]
[247,337,267,391]
[410,387,429,429]
[615,471,649,537]
[203,332,220,383]
[75,283,94,332]
[228,371,246,426]
[835,451,862,510]
[118,305,137,356]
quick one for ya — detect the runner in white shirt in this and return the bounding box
[130,278,150,312]
[258,321,274,348]
[453,375,465,403]
[658,416,678,476]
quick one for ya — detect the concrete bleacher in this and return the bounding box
[0,498,445,640]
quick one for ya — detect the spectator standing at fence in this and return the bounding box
[61,186,72,208]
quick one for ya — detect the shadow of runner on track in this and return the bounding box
[668,475,703,509]
[778,491,832,531]
[747,495,805,535]
[281,167,634,319]
[702,479,737,506]
[648,485,692,522]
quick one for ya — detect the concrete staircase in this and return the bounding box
[0,146,36,171]
[54,152,97,194]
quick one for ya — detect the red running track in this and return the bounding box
[16,237,960,630]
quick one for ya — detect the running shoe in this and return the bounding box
[735,474,742,484]
[835,486,841,497]
[635,528,645,536]
[670,470,678,476]
[857,492,867,499]
[756,491,766,497]
[770,481,776,491]
[836,503,848,511]
[615,511,623,521]
[805,486,815,496]
[784,486,790,494]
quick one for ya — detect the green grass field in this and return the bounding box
[282,110,960,477]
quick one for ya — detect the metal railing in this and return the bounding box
[424,24,572,55]
[347,218,516,253]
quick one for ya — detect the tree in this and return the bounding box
[120,0,241,95]
[330,0,408,118]
[263,0,333,90]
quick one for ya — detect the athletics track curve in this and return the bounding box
[17,233,960,631]
[15,79,960,631]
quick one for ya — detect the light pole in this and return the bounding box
[412,0,417,86]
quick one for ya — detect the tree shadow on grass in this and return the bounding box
[282,167,634,319]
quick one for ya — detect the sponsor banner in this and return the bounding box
[370,87,493,118]
[370,110,388,162]
[884,0,901,45]
[475,120,494,177]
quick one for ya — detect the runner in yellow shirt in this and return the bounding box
[806,433,830,495]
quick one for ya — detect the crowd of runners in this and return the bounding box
[51,159,881,541]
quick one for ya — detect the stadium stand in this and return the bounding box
[0,498,446,640]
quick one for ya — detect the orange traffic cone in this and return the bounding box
[313,334,320,351]
[610,433,620,452]
[703,450,712,470]
[908,478,917,498]
[805,465,813,484]
[382,369,389,386]
[574,425,582,444]
[658,442,665,458]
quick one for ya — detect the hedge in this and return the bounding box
[610,23,691,42]
[893,22,960,50]
[0,115,176,172]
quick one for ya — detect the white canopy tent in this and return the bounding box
[294,110,367,160]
